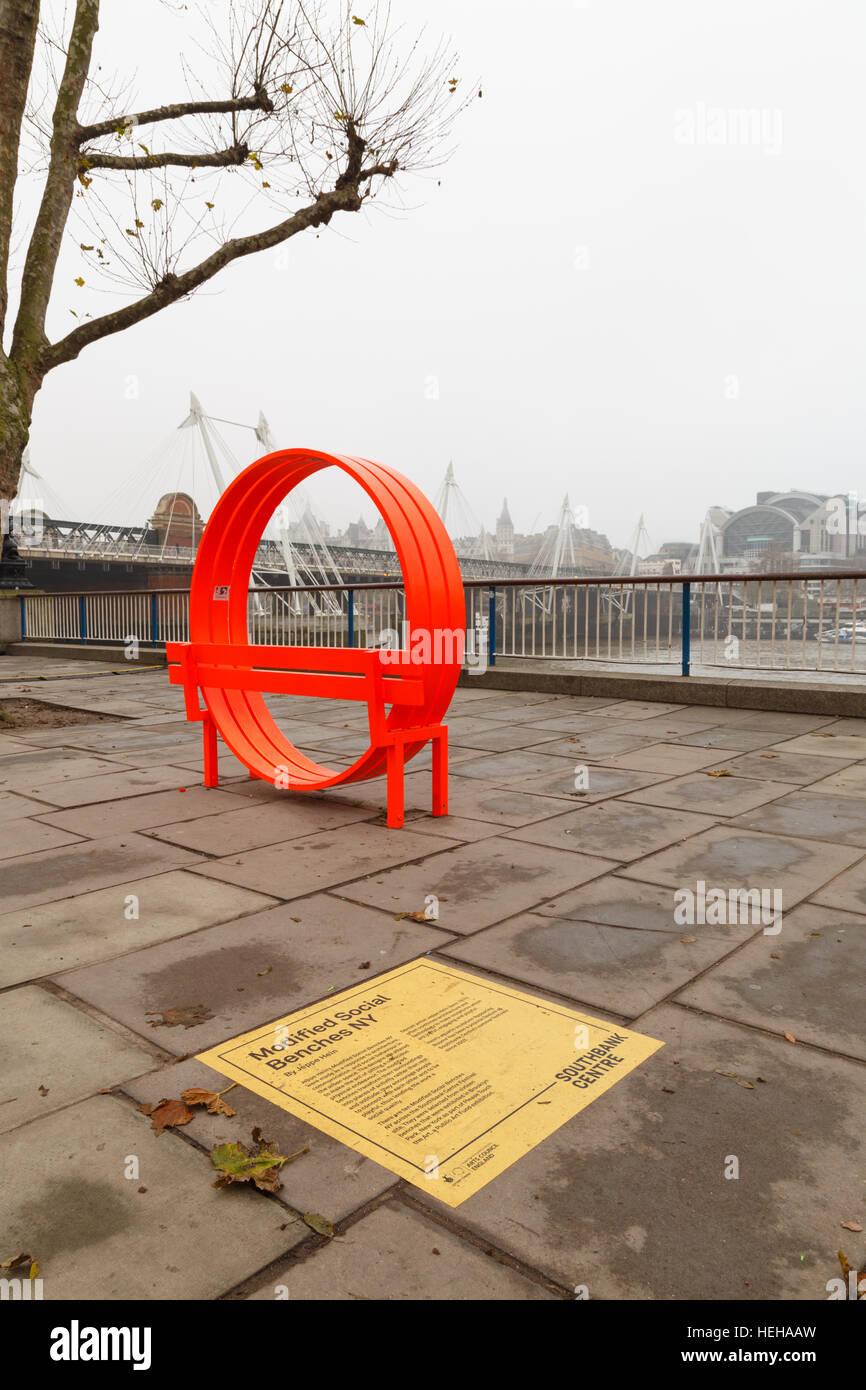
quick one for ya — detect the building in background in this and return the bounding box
[496,499,514,560]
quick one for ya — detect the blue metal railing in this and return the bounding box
[15,570,866,680]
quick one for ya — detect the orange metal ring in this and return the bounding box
[189,449,465,788]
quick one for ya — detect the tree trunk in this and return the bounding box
[0,354,37,506]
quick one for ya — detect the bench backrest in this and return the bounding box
[166,641,424,743]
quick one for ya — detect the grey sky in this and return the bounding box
[22,0,866,551]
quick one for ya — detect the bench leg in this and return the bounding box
[202,714,219,788]
[386,742,405,829]
[432,726,448,817]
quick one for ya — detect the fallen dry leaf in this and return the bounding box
[1,1253,32,1270]
[181,1086,237,1118]
[760,753,779,758]
[146,1004,214,1029]
[840,1221,863,1233]
[394,909,430,922]
[211,1127,307,1194]
[714,1069,755,1089]
[140,1097,194,1135]
[680,935,697,944]
[256,965,273,977]
[837,1249,866,1297]
[784,1032,797,1044]
[705,769,732,777]
[303,1211,335,1238]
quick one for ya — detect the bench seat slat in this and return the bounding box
[174,641,383,674]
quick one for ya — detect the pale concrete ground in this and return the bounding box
[0,654,864,1301]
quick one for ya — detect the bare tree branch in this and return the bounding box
[0,0,476,502]
[81,144,251,172]
[77,93,273,143]
[41,174,377,373]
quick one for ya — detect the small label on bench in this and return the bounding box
[213,585,230,600]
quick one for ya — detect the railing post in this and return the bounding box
[681,581,691,677]
[488,585,496,667]
[150,592,158,648]
[347,588,355,648]
[20,595,26,639]
[79,594,87,644]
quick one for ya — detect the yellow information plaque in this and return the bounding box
[197,960,663,1206]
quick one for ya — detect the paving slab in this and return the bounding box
[539,728,662,761]
[0,736,40,755]
[340,836,619,933]
[16,763,201,807]
[444,748,583,782]
[57,894,451,1055]
[617,825,864,903]
[598,743,732,774]
[0,985,158,1133]
[413,1003,866,1298]
[670,726,784,751]
[0,789,52,822]
[13,728,200,755]
[817,717,866,737]
[0,817,84,860]
[506,802,716,862]
[493,763,671,804]
[397,772,585,827]
[723,711,837,734]
[376,812,504,843]
[474,697,606,721]
[811,857,866,914]
[247,1202,559,1300]
[188,821,457,900]
[624,770,792,817]
[708,748,856,784]
[144,796,379,855]
[446,723,569,752]
[675,903,866,1059]
[442,908,755,1015]
[591,700,686,721]
[124,1058,399,1223]
[771,731,866,760]
[0,751,130,785]
[534,873,691,931]
[521,711,628,735]
[733,789,866,846]
[602,711,726,736]
[0,1094,306,1299]
[807,763,866,799]
[33,783,261,837]
[2,726,124,749]
[0,832,205,916]
[1,870,276,986]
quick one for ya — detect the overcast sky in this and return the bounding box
[20,0,866,551]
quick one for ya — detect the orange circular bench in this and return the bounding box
[166,449,465,827]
